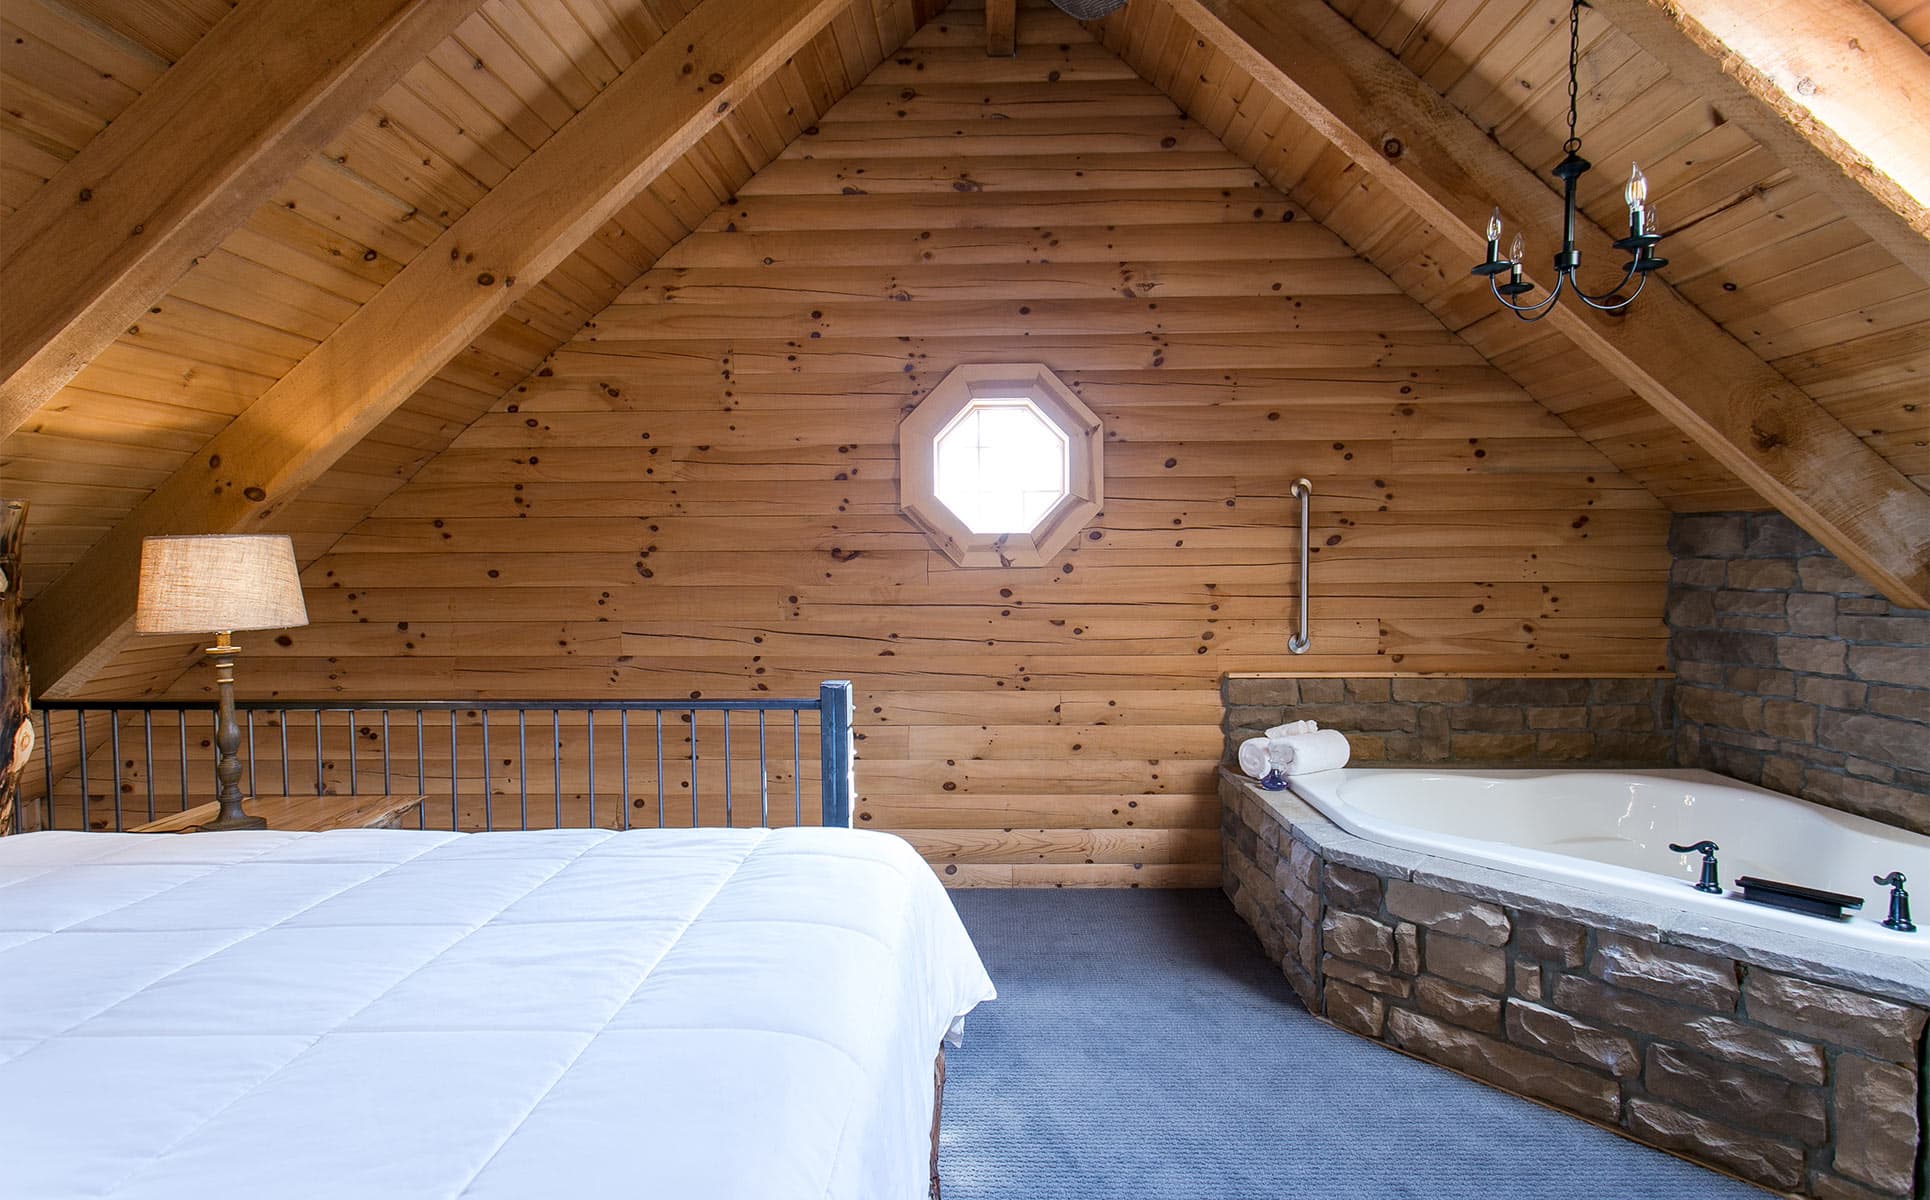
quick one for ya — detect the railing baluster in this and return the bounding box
[758,710,769,828]
[245,710,256,801]
[793,711,802,827]
[551,708,562,829]
[415,710,426,829]
[279,710,290,796]
[654,710,665,829]
[480,710,492,832]
[39,710,53,832]
[722,710,731,829]
[177,711,189,812]
[346,709,358,795]
[449,711,459,831]
[689,709,698,828]
[381,710,391,796]
[76,710,89,832]
[108,711,122,831]
[517,709,529,831]
[620,711,631,832]
[586,711,596,830]
[144,711,156,822]
[313,710,324,797]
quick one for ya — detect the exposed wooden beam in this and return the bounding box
[24,0,854,699]
[1591,0,1930,285]
[0,0,488,440]
[1153,0,1930,607]
[987,0,1016,55]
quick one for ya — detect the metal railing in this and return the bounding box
[17,682,855,835]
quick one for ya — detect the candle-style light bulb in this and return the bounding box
[1625,162,1647,212]
[1509,232,1524,264]
[1486,208,1503,241]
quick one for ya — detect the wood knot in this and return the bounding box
[1381,137,1403,159]
[242,486,267,503]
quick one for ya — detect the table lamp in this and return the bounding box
[136,534,308,830]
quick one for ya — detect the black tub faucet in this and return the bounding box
[1875,872,1915,933]
[1670,841,1722,893]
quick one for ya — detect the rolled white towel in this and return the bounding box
[1236,736,1272,779]
[1274,728,1351,776]
[1266,719,1319,738]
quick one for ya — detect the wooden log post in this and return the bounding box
[0,500,29,836]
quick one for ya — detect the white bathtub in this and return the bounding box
[1287,768,1930,959]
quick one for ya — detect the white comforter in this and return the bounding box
[0,826,994,1199]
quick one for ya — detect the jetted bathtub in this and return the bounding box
[1287,768,1930,958]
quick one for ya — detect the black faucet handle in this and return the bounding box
[1670,840,1723,893]
[1876,872,1915,933]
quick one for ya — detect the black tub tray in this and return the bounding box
[1734,876,1865,921]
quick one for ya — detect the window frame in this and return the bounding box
[898,364,1103,568]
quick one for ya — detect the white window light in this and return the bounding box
[932,398,1070,535]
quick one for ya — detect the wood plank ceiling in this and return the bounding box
[1,0,1925,701]
[3,0,943,693]
[1095,0,1930,512]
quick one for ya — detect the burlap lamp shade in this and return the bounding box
[136,535,308,635]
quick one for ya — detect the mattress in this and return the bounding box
[0,825,995,1199]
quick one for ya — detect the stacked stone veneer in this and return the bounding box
[1669,512,1930,836]
[1223,775,1928,1198]
[1222,675,1674,767]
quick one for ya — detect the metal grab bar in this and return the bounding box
[1288,477,1312,654]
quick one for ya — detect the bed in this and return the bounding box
[0,824,995,1199]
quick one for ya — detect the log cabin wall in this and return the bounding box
[158,6,1674,885]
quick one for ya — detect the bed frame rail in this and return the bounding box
[17,682,856,835]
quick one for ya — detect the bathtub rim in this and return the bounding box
[1287,766,1926,951]
[1225,769,1930,1008]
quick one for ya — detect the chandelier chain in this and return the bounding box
[1564,0,1582,154]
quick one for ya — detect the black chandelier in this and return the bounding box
[1472,0,1667,319]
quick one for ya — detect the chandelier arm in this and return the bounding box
[1573,259,1644,310]
[1490,270,1566,319]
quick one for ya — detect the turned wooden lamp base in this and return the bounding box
[198,806,268,831]
[205,631,266,831]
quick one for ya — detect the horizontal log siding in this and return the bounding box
[161,16,1672,884]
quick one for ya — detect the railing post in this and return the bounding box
[817,680,854,828]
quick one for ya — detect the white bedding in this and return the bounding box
[0,826,995,1199]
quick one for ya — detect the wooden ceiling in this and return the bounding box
[1871,0,1930,49]
[1,0,1926,697]
[1096,0,1929,511]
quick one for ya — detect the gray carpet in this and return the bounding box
[940,889,1765,1200]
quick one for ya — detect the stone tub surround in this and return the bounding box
[1221,773,1930,1198]
[1669,511,1930,837]
[1223,674,1675,767]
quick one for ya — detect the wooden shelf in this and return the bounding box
[131,793,426,834]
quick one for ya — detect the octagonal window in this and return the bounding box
[933,399,1070,535]
[899,364,1103,568]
